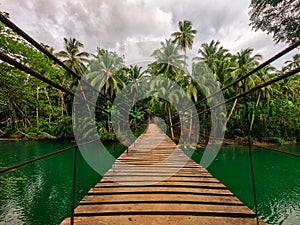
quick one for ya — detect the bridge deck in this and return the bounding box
[71,124,264,225]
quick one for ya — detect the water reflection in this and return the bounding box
[189,145,300,225]
[0,142,299,224]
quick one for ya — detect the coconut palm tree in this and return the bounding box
[150,78,181,140]
[284,54,300,69]
[56,38,90,115]
[249,65,276,130]
[278,54,300,99]
[171,20,197,63]
[125,65,149,107]
[226,48,262,123]
[151,39,185,80]
[85,49,125,99]
[56,37,90,76]
[196,40,232,86]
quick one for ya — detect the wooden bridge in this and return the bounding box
[63,124,264,225]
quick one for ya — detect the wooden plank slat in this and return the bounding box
[68,124,265,225]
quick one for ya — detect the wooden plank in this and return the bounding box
[80,194,243,204]
[73,215,262,225]
[75,203,254,214]
[69,124,265,225]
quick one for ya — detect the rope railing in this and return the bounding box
[253,144,300,158]
[0,145,76,174]
[1,11,299,225]
[0,12,112,104]
[0,138,99,175]
[174,40,300,117]
[0,50,119,117]
[0,12,130,118]
[172,66,300,127]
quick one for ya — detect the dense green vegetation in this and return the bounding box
[0,13,299,144]
[250,0,299,44]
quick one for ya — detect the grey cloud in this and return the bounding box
[57,0,173,50]
[0,0,293,67]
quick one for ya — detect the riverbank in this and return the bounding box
[1,132,298,146]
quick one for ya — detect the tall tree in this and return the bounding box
[126,65,148,106]
[249,0,300,44]
[196,40,232,87]
[56,37,90,76]
[85,49,125,99]
[151,39,185,79]
[226,48,262,123]
[150,78,180,140]
[284,54,300,70]
[171,20,197,63]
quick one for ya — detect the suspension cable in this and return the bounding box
[201,132,300,157]
[0,50,115,116]
[242,79,259,225]
[0,138,102,175]
[0,12,132,117]
[172,67,300,127]
[172,40,300,119]
[0,12,113,104]
[253,144,300,158]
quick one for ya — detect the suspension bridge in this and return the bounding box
[0,13,299,225]
[61,123,264,225]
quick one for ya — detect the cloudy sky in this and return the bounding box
[0,0,298,67]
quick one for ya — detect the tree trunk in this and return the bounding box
[79,86,92,117]
[226,98,238,124]
[44,87,53,123]
[36,86,39,126]
[188,110,193,141]
[250,92,261,131]
[184,48,187,70]
[58,90,68,116]
[168,103,175,140]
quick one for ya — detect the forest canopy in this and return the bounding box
[0,12,299,144]
[249,0,300,44]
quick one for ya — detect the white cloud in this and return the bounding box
[0,0,296,68]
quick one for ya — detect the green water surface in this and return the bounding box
[0,140,126,225]
[190,145,300,225]
[0,142,299,225]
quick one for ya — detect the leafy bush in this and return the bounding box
[262,137,285,145]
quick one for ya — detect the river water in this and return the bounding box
[0,141,299,224]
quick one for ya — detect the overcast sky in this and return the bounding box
[0,0,298,68]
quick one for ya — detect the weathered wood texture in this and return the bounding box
[72,124,265,225]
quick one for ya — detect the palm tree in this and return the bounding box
[126,65,149,107]
[279,54,300,99]
[56,38,90,115]
[85,49,125,99]
[280,76,300,99]
[226,48,262,123]
[233,48,262,81]
[196,40,232,86]
[56,37,90,76]
[151,39,185,80]
[249,65,276,130]
[171,20,197,64]
[150,78,180,140]
[284,54,300,70]
[84,49,125,134]
[150,39,186,139]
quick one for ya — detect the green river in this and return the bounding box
[0,141,299,225]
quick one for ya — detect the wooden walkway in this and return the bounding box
[71,124,264,225]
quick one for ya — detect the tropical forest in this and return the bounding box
[0,15,299,145]
[0,0,299,224]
